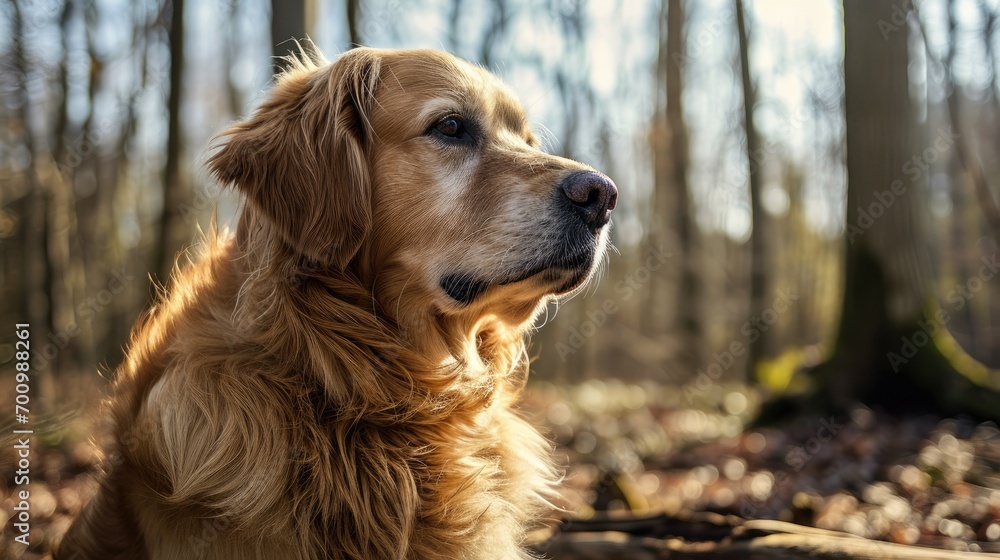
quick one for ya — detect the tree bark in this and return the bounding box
[347,0,361,47]
[667,0,701,371]
[447,0,461,53]
[153,0,185,285]
[46,0,79,379]
[645,0,671,338]
[648,0,700,369]
[736,0,770,378]
[10,0,54,347]
[777,0,1000,422]
[270,0,308,74]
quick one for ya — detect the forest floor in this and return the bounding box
[4,380,1000,558]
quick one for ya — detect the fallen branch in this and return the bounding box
[533,513,1000,559]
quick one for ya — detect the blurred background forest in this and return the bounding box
[3,0,1000,413]
[5,0,1000,557]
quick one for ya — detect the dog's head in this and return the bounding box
[210,47,616,328]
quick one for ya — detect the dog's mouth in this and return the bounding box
[440,244,597,306]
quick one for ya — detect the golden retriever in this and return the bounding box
[57,47,617,560]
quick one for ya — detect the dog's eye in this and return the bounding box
[437,118,460,136]
[430,116,474,144]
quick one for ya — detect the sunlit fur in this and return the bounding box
[57,47,611,560]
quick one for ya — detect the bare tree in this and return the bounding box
[153,0,186,284]
[271,0,310,73]
[788,0,1000,420]
[736,0,770,378]
[448,0,462,53]
[480,0,509,69]
[648,0,700,370]
[347,0,361,47]
[9,0,55,349]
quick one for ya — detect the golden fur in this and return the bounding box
[57,47,616,559]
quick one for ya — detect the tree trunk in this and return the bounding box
[10,0,54,349]
[224,0,245,115]
[646,0,668,338]
[46,0,79,380]
[736,0,770,379]
[447,0,461,52]
[271,0,310,73]
[480,0,509,69]
[346,0,361,47]
[153,0,185,285]
[646,0,702,370]
[775,0,1000,422]
[646,0,692,366]
[667,0,701,372]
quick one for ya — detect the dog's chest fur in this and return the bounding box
[80,237,557,560]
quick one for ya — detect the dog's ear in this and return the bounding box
[208,48,381,268]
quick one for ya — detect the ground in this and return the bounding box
[4,380,1000,557]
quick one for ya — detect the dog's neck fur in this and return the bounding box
[234,208,526,414]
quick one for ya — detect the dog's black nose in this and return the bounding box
[559,171,618,230]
